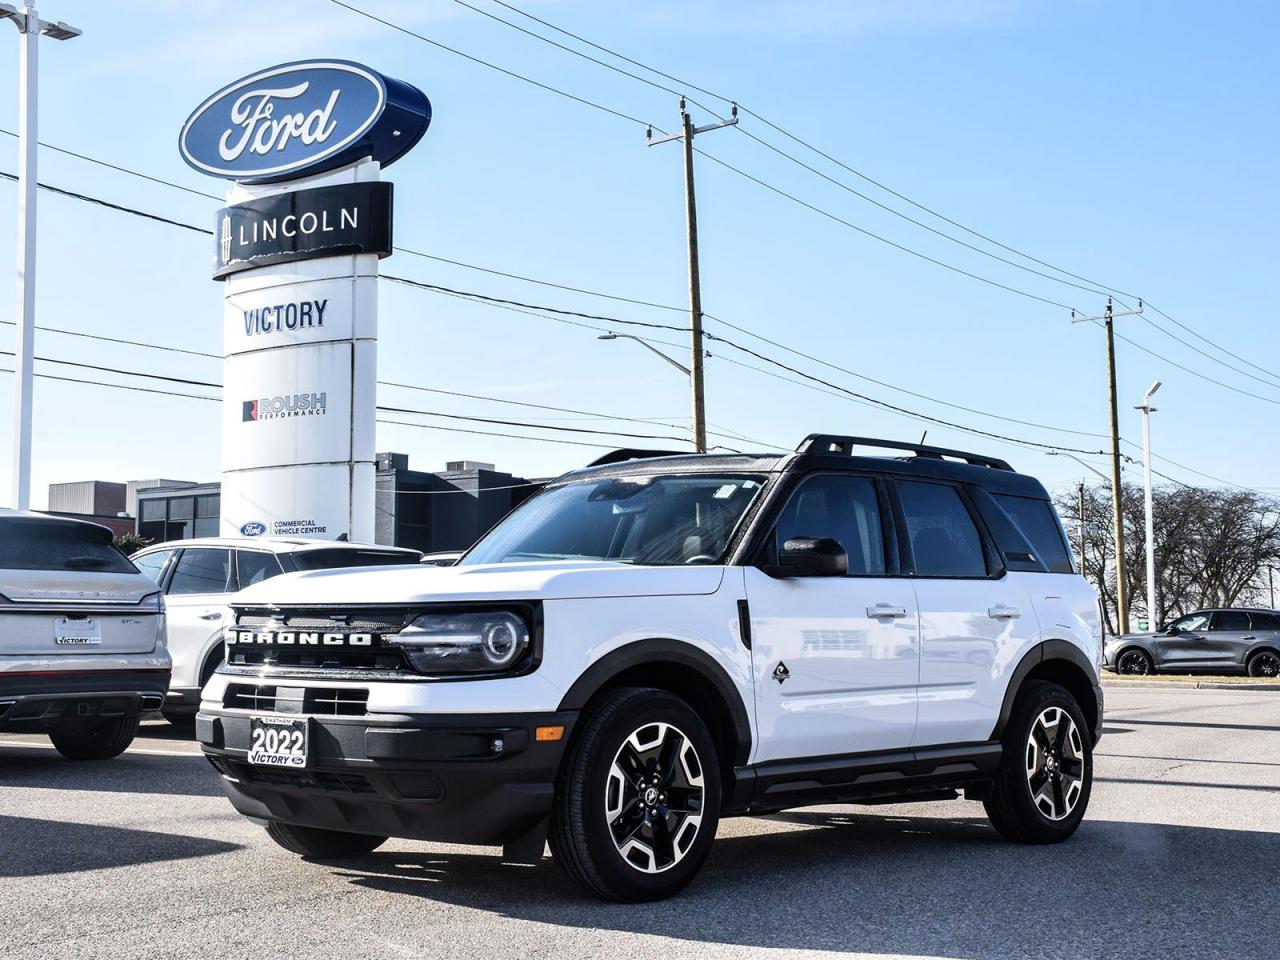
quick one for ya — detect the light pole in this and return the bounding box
[597,332,691,377]
[1136,380,1162,631]
[2,4,81,510]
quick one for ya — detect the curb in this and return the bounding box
[1101,679,1280,691]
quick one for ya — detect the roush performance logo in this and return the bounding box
[243,392,327,422]
[227,630,374,647]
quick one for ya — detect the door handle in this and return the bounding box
[988,604,1021,620]
[199,611,223,621]
[867,603,908,619]
[1242,635,1255,641]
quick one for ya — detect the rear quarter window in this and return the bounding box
[0,517,135,574]
[994,494,1074,574]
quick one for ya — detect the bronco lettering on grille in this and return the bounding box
[227,630,373,646]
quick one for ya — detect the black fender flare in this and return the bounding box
[991,639,1103,745]
[557,638,753,765]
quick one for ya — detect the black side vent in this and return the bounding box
[303,688,369,717]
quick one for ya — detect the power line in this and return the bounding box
[0,170,212,236]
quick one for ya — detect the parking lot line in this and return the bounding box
[0,739,201,758]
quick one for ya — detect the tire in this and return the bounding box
[1116,647,1154,676]
[984,681,1092,844]
[549,687,721,902]
[48,717,140,761]
[1246,649,1280,678]
[265,820,387,859]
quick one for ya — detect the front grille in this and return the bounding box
[223,683,369,717]
[229,607,412,674]
[303,687,369,716]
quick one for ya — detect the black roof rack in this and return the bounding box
[586,448,690,468]
[797,434,1013,471]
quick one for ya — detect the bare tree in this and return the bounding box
[1054,482,1280,633]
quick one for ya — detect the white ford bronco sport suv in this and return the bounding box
[198,435,1103,901]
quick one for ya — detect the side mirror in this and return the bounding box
[1165,625,1180,636]
[765,537,848,578]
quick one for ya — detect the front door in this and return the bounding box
[162,547,237,692]
[1152,612,1214,669]
[745,473,920,763]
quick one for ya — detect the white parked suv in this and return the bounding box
[198,436,1103,901]
[0,510,170,759]
[131,537,420,723]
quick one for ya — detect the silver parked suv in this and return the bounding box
[1104,608,1280,677]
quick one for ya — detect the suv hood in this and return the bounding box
[233,560,727,607]
[0,568,157,604]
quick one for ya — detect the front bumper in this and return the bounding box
[0,668,170,732]
[198,707,577,846]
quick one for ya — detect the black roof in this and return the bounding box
[555,434,1051,498]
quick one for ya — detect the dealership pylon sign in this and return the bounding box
[180,60,430,541]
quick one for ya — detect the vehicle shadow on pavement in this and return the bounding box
[0,750,224,798]
[0,815,240,877]
[330,810,1280,959]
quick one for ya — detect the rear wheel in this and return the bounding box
[1116,648,1154,675]
[984,681,1092,844]
[549,687,721,902]
[265,820,386,859]
[1247,650,1280,678]
[48,717,140,761]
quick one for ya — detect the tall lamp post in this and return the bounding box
[1136,380,1163,631]
[2,4,81,510]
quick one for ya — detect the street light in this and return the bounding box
[1136,380,1163,632]
[3,4,81,510]
[596,332,692,376]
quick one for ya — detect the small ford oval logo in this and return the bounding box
[179,59,430,183]
[240,521,267,537]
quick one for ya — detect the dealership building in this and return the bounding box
[48,454,541,554]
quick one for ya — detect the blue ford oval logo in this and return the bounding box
[240,521,267,537]
[179,60,430,183]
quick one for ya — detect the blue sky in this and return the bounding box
[1,0,1277,508]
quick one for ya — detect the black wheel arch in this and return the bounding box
[992,639,1104,746]
[557,639,754,786]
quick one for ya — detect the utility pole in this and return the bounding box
[1072,297,1144,635]
[648,100,737,453]
[2,4,81,509]
[1078,479,1087,574]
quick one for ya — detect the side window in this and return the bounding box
[994,494,1074,574]
[1210,610,1250,631]
[1172,613,1210,632]
[167,548,235,595]
[1250,612,1280,631]
[132,549,174,586]
[897,480,989,578]
[772,474,887,575]
[236,550,284,588]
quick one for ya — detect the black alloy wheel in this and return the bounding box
[1247,650,1280,678]
[1117,648,1154,675]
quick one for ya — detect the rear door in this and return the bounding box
[745,473,920,762]
[1201,610,1253,669]
[896,479,1042,748]
[162,548,237,690]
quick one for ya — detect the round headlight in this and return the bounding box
[483,618,523,667]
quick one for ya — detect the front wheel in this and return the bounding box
[1247,650,1280,678]
[265,820,386,859]
[48,717,140,760]
[549,687,721,902]
[1116,648,1154,675]
[984,681,1092,844]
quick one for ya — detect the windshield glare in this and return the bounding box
[462,474,765,566]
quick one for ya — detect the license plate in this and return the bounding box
[248,716,308,767]
[54,618,101,646]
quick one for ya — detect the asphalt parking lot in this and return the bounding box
[2,686,1277,960]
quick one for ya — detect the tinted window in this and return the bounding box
[0,518,135,573]
[132,549,175,585]
[288,549,418,572]
[167,548,234,595]
[773,475,886,575]
[236,550,283,587]
[1211,610,1251,631]
[1250,612,1280,630]
[897,480,988,578]
[995,494,1074,574]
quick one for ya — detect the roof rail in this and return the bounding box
[586,448,690,468]
[796,434,1013,471]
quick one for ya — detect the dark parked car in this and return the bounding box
[1104,608,1280,677]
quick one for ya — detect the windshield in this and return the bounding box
[463,474,765,566]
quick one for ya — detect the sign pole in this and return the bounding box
[11,8,38,510]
